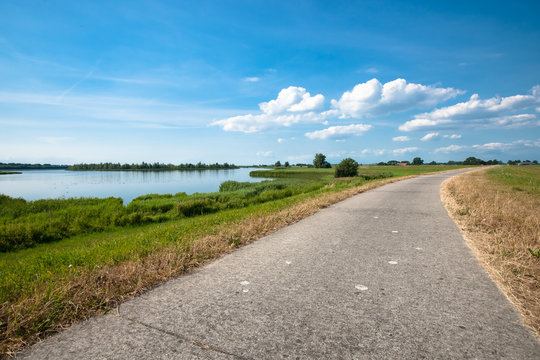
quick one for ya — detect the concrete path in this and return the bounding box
[19,170,540,359]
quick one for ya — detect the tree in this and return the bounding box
[274,160,282,167]
[464,157,486,165]
[284,161,290,167]
[313,153,331,168]
[412,157,424,165]
[335,158,359,177]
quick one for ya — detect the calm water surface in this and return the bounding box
[0,169,266,203]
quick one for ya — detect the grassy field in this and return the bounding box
[442,165,540,337]
[0,165,468,355]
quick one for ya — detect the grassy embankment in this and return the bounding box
[442,166,540,337]
[1,165,466,355]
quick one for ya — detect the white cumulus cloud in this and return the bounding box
[399,86,540,131]
[360,148,386,156]
[472,142,510,151]
[392,147,419,154]
[331,78,462,118]
[443,134,462,139]
[487,114,539,129]
[513,139,540,147]
[392,136,411,142]
[259,86,324,115]
[434,145,468,153]
[305,124,372,140]
[420,132,439,141]
[211,86,326,133]
[434,138,540,153]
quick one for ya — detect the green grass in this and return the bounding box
[250,167,335,181]
[0,196,307,303]
[250,165,468,179]
[0,180,325,252]
[359,164,471,176]
[486,165,540,195]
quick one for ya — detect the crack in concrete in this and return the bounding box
[120,314,253,360]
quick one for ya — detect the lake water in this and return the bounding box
[0,169,266,203]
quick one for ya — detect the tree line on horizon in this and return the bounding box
[269,155,523,169]
[67,162,239,171]
[0,163,69,170]
[375,156,536,166]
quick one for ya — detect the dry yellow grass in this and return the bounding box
[2,175,417,357]
[441,167,540,337]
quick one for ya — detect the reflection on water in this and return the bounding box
[0,169,264,203]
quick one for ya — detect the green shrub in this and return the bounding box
[335,158,359,177]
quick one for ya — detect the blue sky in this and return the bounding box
[1,0,539,165]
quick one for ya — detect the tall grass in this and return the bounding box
[0,179,329,252]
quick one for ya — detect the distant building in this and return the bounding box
[518,161,534,166]
[397,162,408,166]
